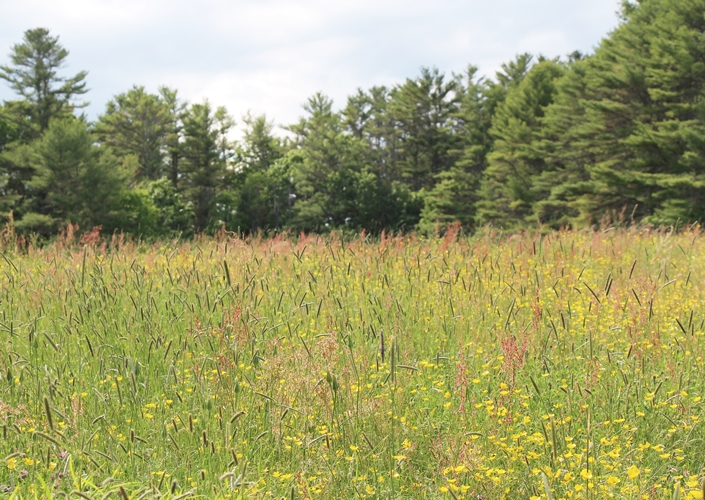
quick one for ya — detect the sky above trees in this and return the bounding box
[0,0,620,131]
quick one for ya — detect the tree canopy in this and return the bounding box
[0,28,87,134]
[2,3,704,240]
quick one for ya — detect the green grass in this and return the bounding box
[0,228,704,499]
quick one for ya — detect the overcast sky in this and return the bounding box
[1,0,621,133]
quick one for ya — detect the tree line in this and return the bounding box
[1,0,704,240]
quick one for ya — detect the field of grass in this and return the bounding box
[1,227,705,499]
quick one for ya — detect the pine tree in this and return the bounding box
[0,105,23,221]
[145,177,193,236]
[545,0,705,225]
[0,29,89,227]
[224,113,286,233]
[180,101,233,233]
[0,28,88,134]
[287,93,362,231]
[419,66,494,231]
[237,113,283,172]
[476,59,564,229]
[159,87,186,189]
[17,118,127,234]
[531,57,593,227]
[95,86,173,180]
[343,86,403,182]
[389,68,463,192]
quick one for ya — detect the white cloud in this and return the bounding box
[0,0,621,134]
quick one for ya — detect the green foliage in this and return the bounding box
[529,59,592,228]
[477,59,565,229]
[236,113,283,173]
[4,2,705,239]
[180,101,233,233]
[146,177,194,237]
[343,86,403,184]
[96,86,176,181]
[233,171,273,232]
[0,105,22,221]
[419,66,495,231]
[15,118,127,235]
[112,187,159,236]
[538,0,705,226]
[287,93,364,231]
[221,114,289,233]
[419,167,477,232]
[0,28,87,134]
[160,87,187,189]
[390,68,464,191]
[483,52,534,115]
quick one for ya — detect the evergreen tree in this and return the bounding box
[95,86,173,180]
[287,93,363,231]
[0,29,89,228]
[419,66,494,231]
[476,59,564,228]
[231,171,275,232]
[483,53,534,115]
[542,0,705,226]
[8,4,705,238]
[390,68,463,191]
[0,28,87,134]
[145,177,193,236]
[343,86,402,182]
[180,101,233,232]
[0,102,39,224]
[225,114,290,233]
[17,118,127,235]
[530,57,593,227]
[237,113,283,172]
[0,105,23,221]
[159,87,186,189]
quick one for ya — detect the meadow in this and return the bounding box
[1,226,704,499]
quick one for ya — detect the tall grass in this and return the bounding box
[0,227,704,499]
